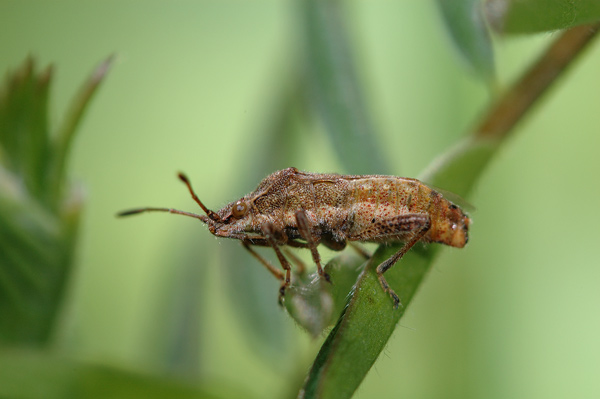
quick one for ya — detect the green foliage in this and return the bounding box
[301,0,389,174]
[0,57,111,345]
[285,251,366,338]
[485,0,600,33]
[436,0,496,85]
[0,348,248,399]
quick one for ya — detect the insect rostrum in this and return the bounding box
[119,167,470,308]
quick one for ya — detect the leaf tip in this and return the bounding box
[91,54,116,84]
[484,0,509,33]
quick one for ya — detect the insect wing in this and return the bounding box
[422,182,476,213]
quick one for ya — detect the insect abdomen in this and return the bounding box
[343,177,419,238]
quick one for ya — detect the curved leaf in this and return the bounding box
[300,0,389,174]
[0,58,51,201]
[0,58,109,345]
[436,0,496,84]
[485,0,600,34]
[285,251,367,337]
[0,348,251,399]
[48,55,113,204]
[0,174,82,344]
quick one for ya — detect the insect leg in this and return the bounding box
[241,242,285,281]
[262,223,294,303]
[240,237,307,280]
[373,214,431,308]
[295,210,331,283]
[237,236,309,250]
[283,248,306,275]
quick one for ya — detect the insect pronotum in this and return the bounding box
[119,167,470,308]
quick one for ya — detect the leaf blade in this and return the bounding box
[485,0,600,34]
[436,0,496,84]
[300,0,389,174]
[0,348,252,399]
[0,57,107,345]
[47,55,113,204]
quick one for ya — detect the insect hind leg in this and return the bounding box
[372,214,431,308]
[295,210,331,283]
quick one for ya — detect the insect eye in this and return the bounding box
[231,200,248,219]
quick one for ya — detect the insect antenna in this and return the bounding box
[117,172,220,223]
[117,207,210,223]
[177,172,222,222]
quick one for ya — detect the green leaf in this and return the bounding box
[436,0,496,84]
[300,0,389,174]
[485,0,600,34]
[0,348,251,399]
[0,168,83,345]
[419,136,499,195]
[285,251,367,337]
[299,137,497,399]
[48,55,113,206]
[301,246,437,399]
[0,58,52,200]
[0,58,109,345]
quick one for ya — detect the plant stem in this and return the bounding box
[476,22,600,140]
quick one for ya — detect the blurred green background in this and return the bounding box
[1,1,600,398]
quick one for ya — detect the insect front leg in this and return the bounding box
[241,242,285,281]
[261,223,294,304]
[242,237,308,302]
[295,210,331,283]
[370,214,431,309]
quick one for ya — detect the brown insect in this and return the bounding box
[119,167,470,308]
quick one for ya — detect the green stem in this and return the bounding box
[476,22,600,140]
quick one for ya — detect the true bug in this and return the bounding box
[119,167,470,308]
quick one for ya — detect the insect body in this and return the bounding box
[119,167,470,308]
